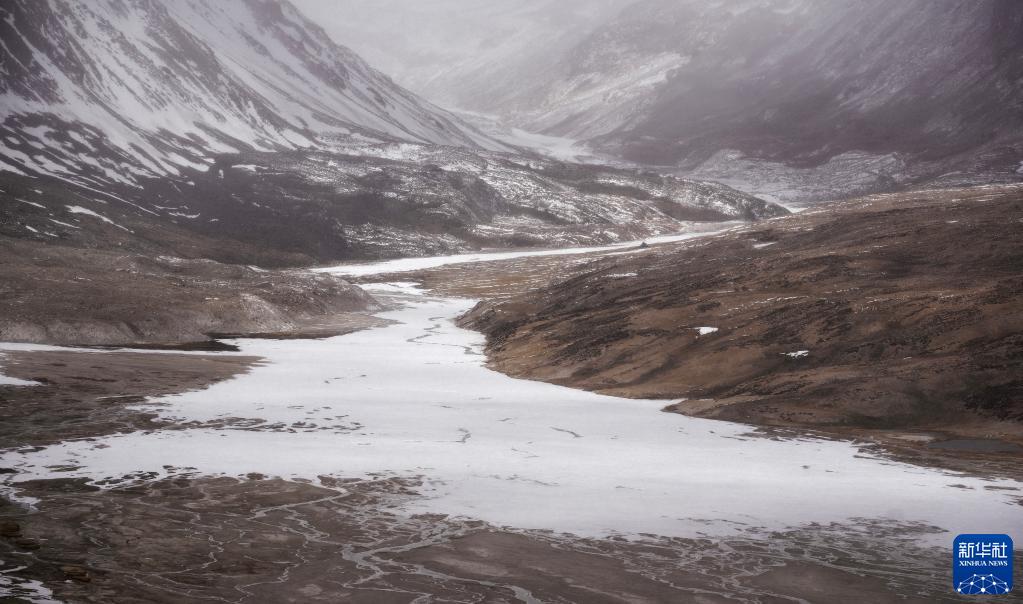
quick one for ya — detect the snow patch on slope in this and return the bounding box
[0,0,507,183]
[66,205,130,232]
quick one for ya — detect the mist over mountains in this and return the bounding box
[1,3,1022,602]
[1,0,1020,259]
[1,0,790,276]
[5,0,1021,203]
[303,0,631,112]
[322,0,1023,202]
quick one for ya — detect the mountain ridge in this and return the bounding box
[514,0,1023,200]
[321,0,1023,202]
[0,0,507,186]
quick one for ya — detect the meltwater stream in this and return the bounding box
[2,244,1021,545]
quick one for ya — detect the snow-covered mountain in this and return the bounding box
[0,0,790,269]
[506,0,1023,197]
[0,0,505,185]
[526,0,1023,166]
[302,0,631,112]
[330,0,1023,203]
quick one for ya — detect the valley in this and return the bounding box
[463,185,1023,440]
[1,0,1021,601]
[0,144,782,345]
[2,188,1022,602]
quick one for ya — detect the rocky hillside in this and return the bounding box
[0,0,793,346]
[198,144,786,259]
[0,0,505,186]
[0,167,384,346]
[465,184,1023,433]
[0,0,789,264]
[0,136,785,344]
[0,236,380,346]
[0,143,786,265]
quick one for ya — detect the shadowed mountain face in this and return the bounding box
[0,143,786,266]
[498,0,1023,178]
[0,0,504,184]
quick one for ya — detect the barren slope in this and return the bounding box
[465,185,1023,432]
[0,237,380,346]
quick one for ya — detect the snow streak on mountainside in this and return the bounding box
[0,0,505,185]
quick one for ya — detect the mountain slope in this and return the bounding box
[1,143,787,265]
[465,184,1023,433]
[0,0,790,272]
[0,136,787,344]
[0,0,504,185]
[198,144,786,259]
[378,0,1022,201]
[573,0,1023,170]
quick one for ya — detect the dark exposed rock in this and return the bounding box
[59,565,91,583]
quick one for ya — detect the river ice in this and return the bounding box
[1,281,1020,544]
[313,225,740,277]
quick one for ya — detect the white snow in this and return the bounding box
[506,51,685,140]
[0,0,504,185]
[784,350,810,358]
[48,218,80,229]
[1,287,1019,544]
[360,281,426,295]
[65,205,131,231]
[753,241,777,249]
[497,128,595,163]
[0,353,39,387]
[694,327,719,336]
[0,567,59,604]
[15,198,45,209]
[1,223,1019,552]
[0,157,28,176]
[0,375,40,387]
[317,224,741,277]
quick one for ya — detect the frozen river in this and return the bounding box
[2,245,1021,546]
[311,223,740,277]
